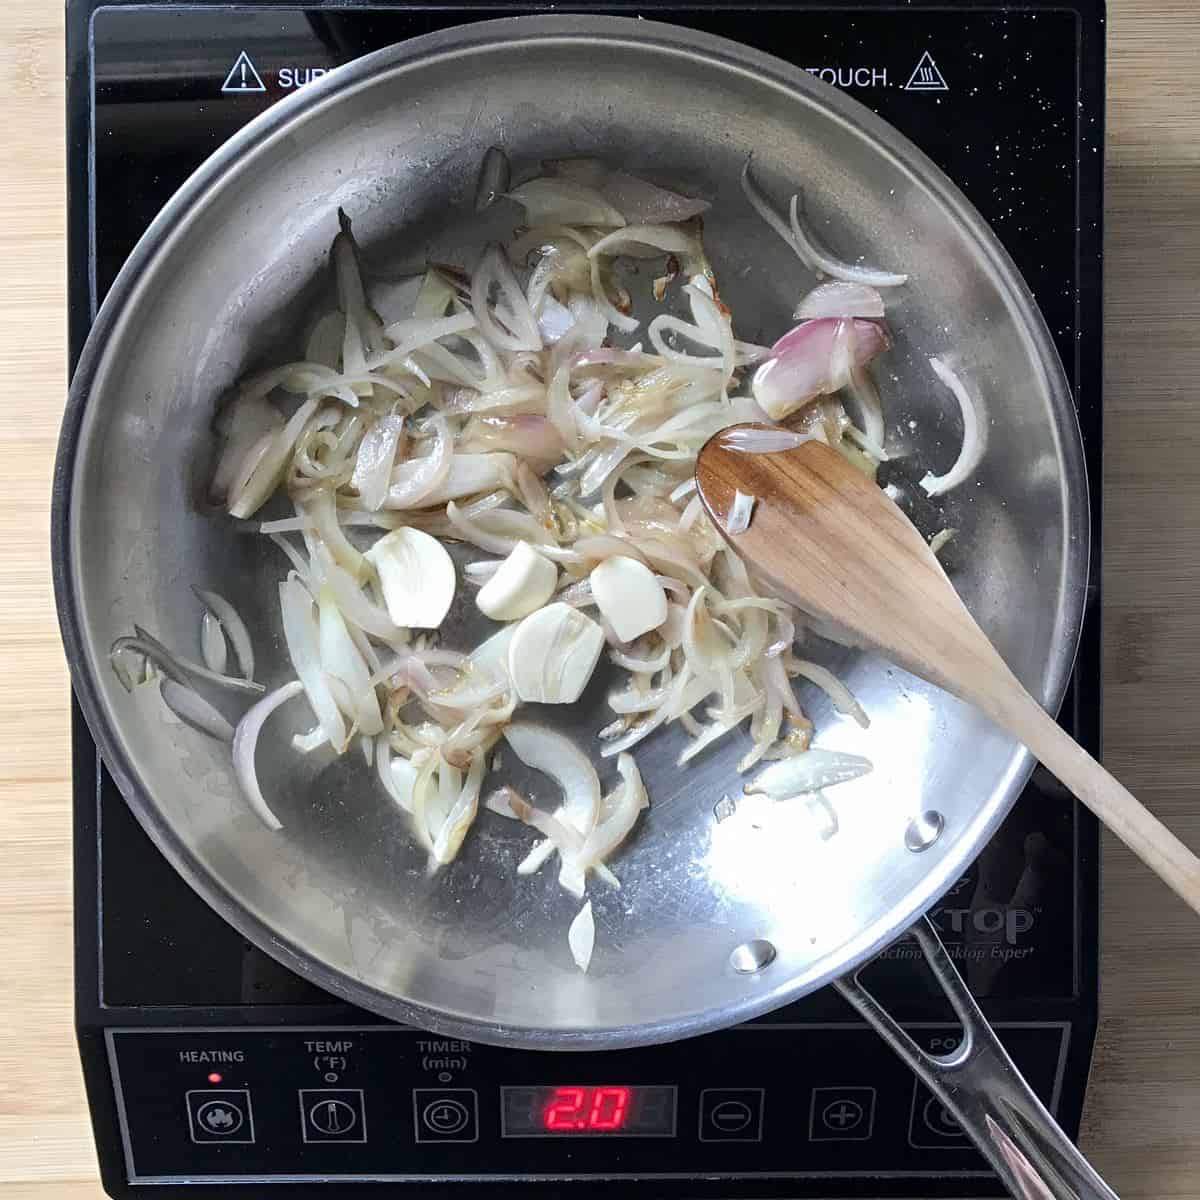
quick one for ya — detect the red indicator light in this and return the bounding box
[543,1086,631,1132]
[207,1072,223,1085]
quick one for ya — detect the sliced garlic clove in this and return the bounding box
[476,541,557,621]
[470,623,518,682]
[507,602,605,703]
[589,555,668,642]
[365,527,456,629]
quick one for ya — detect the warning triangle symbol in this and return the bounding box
[221,50,267,94]
[903,51,949,92]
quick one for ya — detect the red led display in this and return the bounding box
[543,1086,632,1132]
[500,1083,675,1137]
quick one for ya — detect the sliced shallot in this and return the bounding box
[194,587,256,680]
[791,660,870,729]
[474,145,511,212]
[228,396,320,519]
[587,224,700,261]
[352,414,405,511]
[919,357,986,496]
[752,318,889,421]
[376,738,416,812]
[431,753,486,866]
[576,752,648,876]
[599,171,710,225]
[159,678,235,742]
[111,628,263,697]
[503,723,601,836]
[382,412,452,508]
[929,527,957,555]
[471,243,544,353]
[788,194,909,288]
[232,680,305,830]
[506,177,626,228]
[719,426,812,455]
[794,281,887,320]
[568,900,596,972]
[199,611,227,675]
[745,748,873,799]
[725,489,756,535]
[278,577,347,752]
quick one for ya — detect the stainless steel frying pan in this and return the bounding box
[53,16,1112,1197]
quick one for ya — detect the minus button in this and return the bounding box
[698,1089,765,1142]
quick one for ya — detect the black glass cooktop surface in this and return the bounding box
[67,2,1104,1195]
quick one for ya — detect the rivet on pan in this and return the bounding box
[904,810,945,852]
[730,939,776,974]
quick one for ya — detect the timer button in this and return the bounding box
[698,1088,764,1142]
[414,1088,479,1143]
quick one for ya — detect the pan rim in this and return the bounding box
[52,13,1089,1049]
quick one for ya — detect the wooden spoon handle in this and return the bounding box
[995,681,1200,918]
[695,433,1200,919]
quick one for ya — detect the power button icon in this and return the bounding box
[908,1081,970,1149]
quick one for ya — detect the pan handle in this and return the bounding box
[834,917,1117,1200]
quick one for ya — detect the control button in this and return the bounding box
[186,1089,255,1145]
[808,1086,876,1141]
[908,1082,969,1149]
[698,1088,764,1142]
[414,1089,479,1143]
[299,1089,367,1143]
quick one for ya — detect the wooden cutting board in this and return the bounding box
[1,1,1198,1196]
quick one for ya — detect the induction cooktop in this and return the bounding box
[66,2,1105,1195]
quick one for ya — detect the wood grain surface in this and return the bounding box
[1,1,1198,1196]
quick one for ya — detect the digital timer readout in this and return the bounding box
[500,1085,676,1137]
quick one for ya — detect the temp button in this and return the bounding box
[698,1088,765,1142]
[299,1089,367,1143]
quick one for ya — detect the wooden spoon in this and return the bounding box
[696,425,1200,918]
